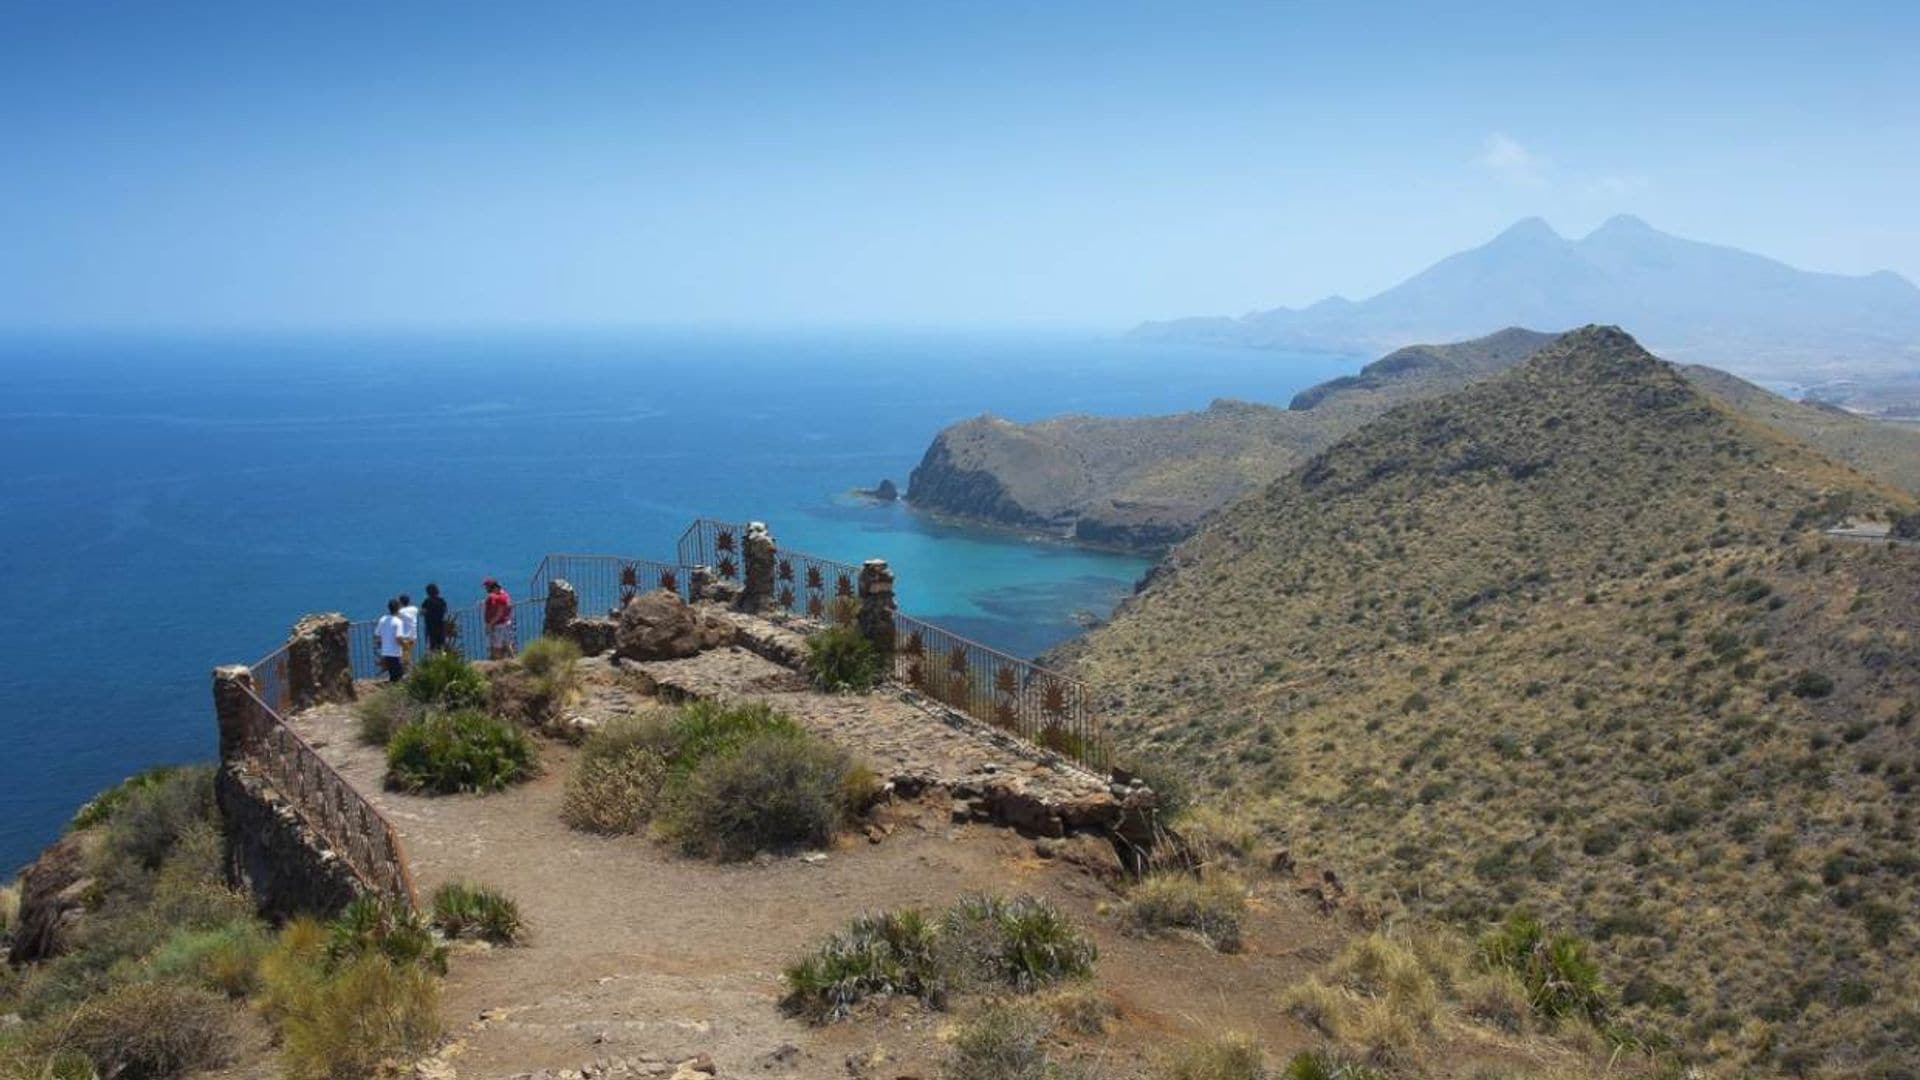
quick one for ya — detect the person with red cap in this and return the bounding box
[483,577,516,659]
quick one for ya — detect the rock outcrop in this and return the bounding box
[614,590,738,661]
[7,830,100,964]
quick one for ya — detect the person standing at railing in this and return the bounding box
[483,577,516,660]
[375,598,407,682]
[396,593,419,669]
[420,583,449,653]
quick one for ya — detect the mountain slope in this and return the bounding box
[1136,217,1920,376]
[906,328,1559,548]
[1065,327,1920,1075]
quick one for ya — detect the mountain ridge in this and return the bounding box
[1134,218,1920,376]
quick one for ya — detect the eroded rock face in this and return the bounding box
[614,589,737,661]
[8,830,101,964]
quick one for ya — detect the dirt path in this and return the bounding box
[290,680,1341,1080]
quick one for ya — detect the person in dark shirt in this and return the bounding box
[420,583,450,653]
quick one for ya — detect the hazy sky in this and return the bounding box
[3,1,1917,330]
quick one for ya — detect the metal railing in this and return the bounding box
[539,554,691,617]
[345,597,549,680]
[240,654,418,909]
[677,517,744,581]
[892,612,1108,771]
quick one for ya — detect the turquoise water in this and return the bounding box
[0,328,1361,870]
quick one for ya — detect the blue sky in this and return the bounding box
[2,1,1917,329]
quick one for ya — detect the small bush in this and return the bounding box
[661,728,859,859]
[326,895,447,974]
[1156,1032,1270,1080]
[806,625,883,693]
[491,637,583,730]
[1125,755,1193,818]
[429,881,524,945]
[260,910,442,1080]
[519,635,581,690]
[1462,970,1532,1032]
[561,745,666,835]
[782,909,943,1022]
[664,698,803,771]
[1,879,18,936]
[386,709,537,794]
[1044,985,1117,1035]
[98,766,217,879]
[1478,913,1608,1023]
[1789,670,1835,699]
[945,1001,1058,1080]
[143,919,271,997]
[356,685,424,747]
[1127,871,1246,952]
[404,650,490,711]
[39,981,238,1080]
[277,954,440,1080]
[940,894,1096,993]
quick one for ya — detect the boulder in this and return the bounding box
[8,830,101,964]
[567,617,619,657]
[614,590,737,661]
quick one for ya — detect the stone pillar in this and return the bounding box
[546,577,579,630]
[740,521,777,612]
[858,559,897,657]
[286,613,354,709]
[212,664,258,762]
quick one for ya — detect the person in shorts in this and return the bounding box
[375,598,406,682]
[396,592,419,668]
[483,577,515,659]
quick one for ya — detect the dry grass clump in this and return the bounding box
[1126,870,1247,952]
[943,1000,1059,1080]
[1153,1031,1271,1079]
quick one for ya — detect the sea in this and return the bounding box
[0,327,1361,871]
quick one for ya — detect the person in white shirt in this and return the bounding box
[396,593,420,669]
[375,598,406,683]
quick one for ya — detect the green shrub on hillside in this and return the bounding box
[325,895,446,975]
[143,919,271,998]
[1279,1050,1384,1080]
[805,625,883,693]
[67,766,189,833]
[404,651,490,711]
[783,894,1094,1024]
[14,980,238,1080]
[940,893,1097,993]
[559,701,873,856]
[385,710,536,794]
[1479,913,1608,1024]
[660,728,860,859]
[429,881,524,945]
[782,909,943,1023]
[260,914,439,1080]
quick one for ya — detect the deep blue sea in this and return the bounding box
[0,328,1360,871]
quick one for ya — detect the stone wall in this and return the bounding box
[212,665,366,919]
[285,612,354,710]
[216,761,361,920]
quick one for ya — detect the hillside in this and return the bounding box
[1064,327,1920,1076]
[1134,216,1920,377]
[907,328,1559,549]
[907,326,1920,551]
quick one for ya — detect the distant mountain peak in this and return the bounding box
[1491,216,1562,244]
[1587,213,1655,239]
[1132,216,1920,376]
